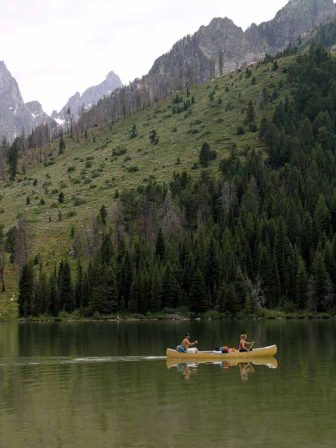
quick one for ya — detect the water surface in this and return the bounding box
[0,320,335,447]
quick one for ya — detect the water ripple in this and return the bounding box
[0,355,166,367]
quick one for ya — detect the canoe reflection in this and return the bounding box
[166,357,277,381]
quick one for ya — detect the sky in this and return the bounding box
[0,0,293,114]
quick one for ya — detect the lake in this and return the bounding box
[0,320,335,447]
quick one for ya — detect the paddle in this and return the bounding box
[248,342,255,352]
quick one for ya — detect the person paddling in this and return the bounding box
[176,333,198,353]
[239,334,254,352]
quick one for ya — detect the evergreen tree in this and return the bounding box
[310,252,328,312]
[59,135,65,154]
[199,143,216,168]
[155,228,166,262]
[189,268,208,312]
[7,137,20,181]
[58,259,74,312]
[246,101,255,123]
[162,263,181,308]
[314,194,330,236]
[206,238,221,302]
[150,265,162,312]
[18,263,34,317]
[33,268,49,315]
[101,233,113,265]
[99,205,108,225]
[295,256,308,309]
[48,270,59,316]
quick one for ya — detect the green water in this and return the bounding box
[0,320,335,448]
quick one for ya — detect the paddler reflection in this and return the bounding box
[167,357,277,381]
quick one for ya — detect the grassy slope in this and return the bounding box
[0,57,292,318]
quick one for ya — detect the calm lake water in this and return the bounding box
[0,320,335,448]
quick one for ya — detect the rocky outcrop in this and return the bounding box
[56,71,122,122]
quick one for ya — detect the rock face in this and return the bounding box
[0,61,53,142]
[56,71,122,122]
[257,0,336,49]
[0,61,33,141]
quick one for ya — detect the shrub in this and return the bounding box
[127,166,139,173]
[73,197,86,206]
[112,147,127,156]
[58,192,64,203]
[237,126,245,135]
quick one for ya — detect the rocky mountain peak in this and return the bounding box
[56,71,122,123]
[25,101,43,115]
[106,70,120,81]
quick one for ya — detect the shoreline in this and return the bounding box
[0,310,334,323]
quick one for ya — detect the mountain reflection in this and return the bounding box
[167,357,278,381]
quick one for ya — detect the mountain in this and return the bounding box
[56,70,122,123]
[150,0,336,82]
[79,0,336,131]
[0,61,54,142]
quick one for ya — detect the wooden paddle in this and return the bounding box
[248,342,255,352]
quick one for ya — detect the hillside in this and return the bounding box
[0,54,293,318]
[3,45,336,321]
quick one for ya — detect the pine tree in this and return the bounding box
[155,228,166,262]
[74,262,83,310]
[7,138,20,181]
[58,259,74,312]
[314,194,330,236]
[59,135,65,154]
[33,268,49,315]
[294,256,307,310]
[310,252,328,312]
[246,101,255,123]
[48,271,59,316]
[18,263,34,317]
[99,205,108,225]
[100,233,113,265]
[189,268,208,312]
[206,238,221,302]
[162,263,181,308]
[105,267,118,312]
[199,142,211,167]
[150,265,162,312]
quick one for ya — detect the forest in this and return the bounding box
[15,46,336,317]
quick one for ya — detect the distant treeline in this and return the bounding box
[18,46,336,317]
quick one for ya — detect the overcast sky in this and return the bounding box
[0,0,292,114]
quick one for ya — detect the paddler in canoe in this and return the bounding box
[239,333,255,352]
[176,333,198,354]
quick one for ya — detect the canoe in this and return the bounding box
[166,345,277,360]
[166,356,278,370]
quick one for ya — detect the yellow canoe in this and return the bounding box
[166,345,277,361]
[166,356,278,370]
